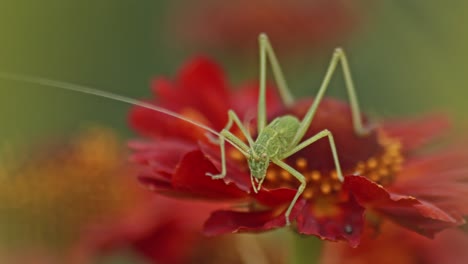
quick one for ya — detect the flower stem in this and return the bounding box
[293,234,323,264]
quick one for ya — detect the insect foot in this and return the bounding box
[205,172,226,180]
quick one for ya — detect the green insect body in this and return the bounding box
[248,115,300,180]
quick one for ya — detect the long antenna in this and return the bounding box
[0,72,225,139]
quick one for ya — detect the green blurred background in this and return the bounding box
[1,1,467,146]
[0,0,467,263]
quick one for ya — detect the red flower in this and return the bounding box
[71,195,289,264]
[0,127,288,264]
[129,57,468,247]
[170,0,359,55]
[320,222,468,264]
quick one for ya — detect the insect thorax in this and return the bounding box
[254,115,300,158]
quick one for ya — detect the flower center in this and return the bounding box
[228,131,403,201]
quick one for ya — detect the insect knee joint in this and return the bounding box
[334,47,344,55]
[258,33,268,42]
[205,133,220,145]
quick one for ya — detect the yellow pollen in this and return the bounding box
[303,189,314,199]
[392,163,402,172]
[333,182,341,191]
[370,173,380,182]
[295,158,308,170]
[395,156,404,164]
[266,171,276,181]
[320,182,332,194]
[229,150,244,161]
[367,158,378,169]
[280,170,291,180]
[356,161,365,171]
[378,168,389,176]
[311,171,321,181]
[330,170,338,180]
[347,132,404,187]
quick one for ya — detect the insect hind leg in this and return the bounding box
[291,48,370,146]
[282,129,344,182]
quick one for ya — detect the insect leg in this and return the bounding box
[225,110,255,146]
[206,110,253,179]
[282,129,343,182]
[272,158,306,226]
[257,33,294,133]
[206,130,249,179]
[291,48,369,146]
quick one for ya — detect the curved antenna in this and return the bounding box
[0,72,229,141]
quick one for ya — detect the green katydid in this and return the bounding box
[206,33,369,225]
[0,33,369,226]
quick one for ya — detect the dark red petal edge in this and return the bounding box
[172,150,248,200]
[203,199,307,236]
[199,142,251,192]
[296,195,365,247]
[343,175,461,238]
[392,150,468,216]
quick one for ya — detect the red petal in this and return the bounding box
[254,187,298,207]
[203,198,306,236]
[321,222,468,264]
[128,98,213,142]
[71,196,215,264]
[199,142,251,192]
[177,57,228,94]
[296,196,365,247]
[129,57,232,140]
[383,114,450,152]
[344,176,460,237]
[172,150,248,200]
[391,149,468,216]
[129,139,197,175]
[174,56,231,129]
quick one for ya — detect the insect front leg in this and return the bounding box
[282,129,344,182]
[206,110,253,179]
[272,158,306,226]
[291,48,370,146]
[206,130,250,179]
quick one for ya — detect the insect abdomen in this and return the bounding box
[255,115,300,157]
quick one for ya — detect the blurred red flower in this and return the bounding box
[0,128,288,263]
[72,195,289,264]
[170,0,359,55]
[320,222,468,264]
[0,128,141,255]
[129,57,467,247]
